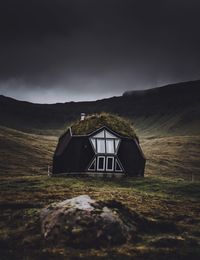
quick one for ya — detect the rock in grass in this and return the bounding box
[40,195,142,248]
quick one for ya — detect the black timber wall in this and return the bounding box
[117,139,145,176]
[53,136,94,174]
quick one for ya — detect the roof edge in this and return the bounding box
[71,125,135,139]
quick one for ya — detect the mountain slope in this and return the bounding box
[0,80,200,136]
[1,125,200,181]
[1,126,200,260]
[0,126,57,176]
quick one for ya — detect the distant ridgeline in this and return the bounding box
[0,80,200,136]
[123,80,200,97]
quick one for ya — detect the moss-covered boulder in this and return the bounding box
[40,195,144,248]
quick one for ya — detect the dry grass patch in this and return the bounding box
[0,127,200,259]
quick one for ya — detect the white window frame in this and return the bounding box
[88,158,96,171]
[90,129,121,155]
[106,156,114,171]
[105,139,115,154]
[115,158,123,172]
[97,156,105,171]
[96,139,106,154]
[114,139,120,154]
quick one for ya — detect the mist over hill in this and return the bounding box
[0,80,200,136]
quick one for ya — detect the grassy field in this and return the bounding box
[0,126,200,259]
[141,135,200,181]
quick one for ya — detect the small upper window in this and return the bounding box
[90,129,120,154]
[105,130,117,139]
[97,139,106,153]
[93,131,105,138]
[91,139,96,150]
[106,139,115,154]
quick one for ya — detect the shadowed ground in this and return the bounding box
[0,126,200,259]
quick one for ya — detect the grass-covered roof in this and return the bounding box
[70,113,137,138]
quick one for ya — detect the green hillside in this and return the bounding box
[0,80,200,259]
[0,80,200,136]
[1,126,200,180]
[0,126,200,259]
[0,126,57,176]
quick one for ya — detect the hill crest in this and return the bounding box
[0,80,200,136]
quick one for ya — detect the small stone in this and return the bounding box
[71,227,83,234]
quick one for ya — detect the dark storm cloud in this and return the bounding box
[0,0,200,102]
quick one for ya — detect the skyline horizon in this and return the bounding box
[1,77,199,104]
[1,1,200,104]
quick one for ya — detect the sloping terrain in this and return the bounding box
[0,126,57,176]
[1,126,200,181]
[141,135,200,181]
[0,80,200,258]
[0,80,200,136]
[0,126,200,259]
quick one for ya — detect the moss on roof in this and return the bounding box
[70,113,137,138]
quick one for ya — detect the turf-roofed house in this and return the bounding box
[53,113,146,177]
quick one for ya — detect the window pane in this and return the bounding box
[91,139,96,152]
[88,158,96,171]
[105,130,116,139]
[93,130,105,138]
[107,157,114,170]
[98,157,105,170]
[97,139,105,153]
[115,158,122,171]
[106,140,115,154]
[115,139,120,151]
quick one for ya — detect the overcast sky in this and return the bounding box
[0,0,200,103]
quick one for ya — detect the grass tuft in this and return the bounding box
[71,113,137,138]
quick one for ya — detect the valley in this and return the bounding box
[0,125,200,259]
[0,81,200,259]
